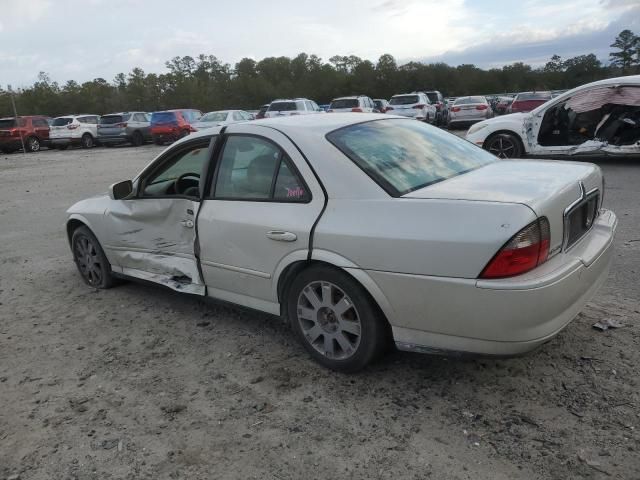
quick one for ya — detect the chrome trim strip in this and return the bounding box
[199,259,271,279]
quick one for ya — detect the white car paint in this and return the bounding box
[67,113,617,359]
[50,114,100,148]
[192,110,252,131]
[466,75,640,158]
[386,92,437,123]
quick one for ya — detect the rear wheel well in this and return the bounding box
[277,260,393,338]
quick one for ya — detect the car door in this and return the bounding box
[101,136,215,294]
[33,118,50,141]
[196,124,325,313]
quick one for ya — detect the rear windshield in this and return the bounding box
[200,112,228,122]
[100,114,130,125]
[53,117,73,126]
[330,99,359,109]
[326,119,496,196]
[151,112,177,124]
[389,95,419,105]
[516,92,552,101]
[268,102,297,112]
[0,118,17,128]
[454,96,486,105]
[426,92,439,103]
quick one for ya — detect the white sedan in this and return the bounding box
[192,110,253,131]
[66,114,617,371]
[466,74,640,158]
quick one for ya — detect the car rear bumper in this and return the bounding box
[367,209,617,356]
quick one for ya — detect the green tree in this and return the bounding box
[609,29,638,71]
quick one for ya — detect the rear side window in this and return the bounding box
[151,112,177,124]
[327,119,496,196]
[330,99,359,109]
[53,117,73,126]
[212,135,309,202]
[100,115,128,124]
[33,118,49,127]
[268,102,296,112]
[389,95,419,105]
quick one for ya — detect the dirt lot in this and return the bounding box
[1,140,639,480]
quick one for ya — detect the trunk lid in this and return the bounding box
[403,159,603,253]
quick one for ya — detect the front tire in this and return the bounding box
[485,132,523,158]
[132,131,144,147]
[287,265,387,372]
[25,136,41,152]
[71,226,116,289]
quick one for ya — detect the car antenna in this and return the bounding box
[8,84,26,155]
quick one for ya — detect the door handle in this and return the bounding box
[266,231,297,242]
[180,219,194,228]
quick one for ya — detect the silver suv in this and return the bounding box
[97,112,151,147]
[328,95,376,113]
[264,98,323,118]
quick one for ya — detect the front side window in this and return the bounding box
[142,140,212,198]
[327,119,496,196]
[213,135,309,202]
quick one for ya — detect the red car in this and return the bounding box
[0,116,50,153]
[508,92,552,113]
[150,109,202,145]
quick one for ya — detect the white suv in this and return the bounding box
[328,95,376,113]
[387,92,437,123]
[49,114,100,149]
[264,99,323,118]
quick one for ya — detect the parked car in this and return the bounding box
[508,91,552,113]
[192,110,253,131]
[328,95,377,113]
[494,96,514,115]
[467,75,640,159]
[150,109,202,145]
[318,104,330,112]
[448,96,493,128]
[386,92,437,123]
[49,114,100,150]
[65,113,616,372]
[97,112,151,147]
[255,104,270,120]
[425,90,446,125]
[264,98,323,118]
[373,99,389,113]
[0,115,50,153]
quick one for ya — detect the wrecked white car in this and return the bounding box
[67,114,617,372]
[466,75,640,158]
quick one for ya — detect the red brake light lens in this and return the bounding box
[67,124,79,130]
[476,105,488,110]
[451,106,461,112]
[480,218,551,279]
[386,106,394,111]
[351,107,363,112]
[413,104,425,109]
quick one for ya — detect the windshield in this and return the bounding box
[268,102,297,112]
[53,117,73,126]
[389,95,419,105]
[516,92,552,101]
[454,96,486,105]
[151,112,177,124]
[330,99,359,109]
[327,119,496,196]
[100,114,130,125]
[200,112,228,122]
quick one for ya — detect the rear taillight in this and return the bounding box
[451,106,461,112]
[476,105,488,110]
[351,107,363,112]
[413,104,425,109]
[67,124,78,130]
[480,217,551,279]
[9,129,20,137]
[386,106,394,111]
[117,122,127,128]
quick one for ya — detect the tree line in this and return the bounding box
[1,30,639,118]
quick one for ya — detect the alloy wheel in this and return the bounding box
[296,281,362,360]
[488,136,516,158]
[73,234,104,286]
[28,137,40,152]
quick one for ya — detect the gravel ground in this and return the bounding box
[1,138,639,480]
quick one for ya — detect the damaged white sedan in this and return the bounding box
[466,75,640,158]
[67,114,617,371]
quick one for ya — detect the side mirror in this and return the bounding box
[110,180,133,200]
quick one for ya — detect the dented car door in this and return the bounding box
[101,137,214,294]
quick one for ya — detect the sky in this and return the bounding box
[0,0,638,87]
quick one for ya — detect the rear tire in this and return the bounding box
[287,265,388,372]
[81,133,94,149]
[132,131,144,147]
[25,136,41,152]
[484,132,523,159]
[71,225,116,289]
